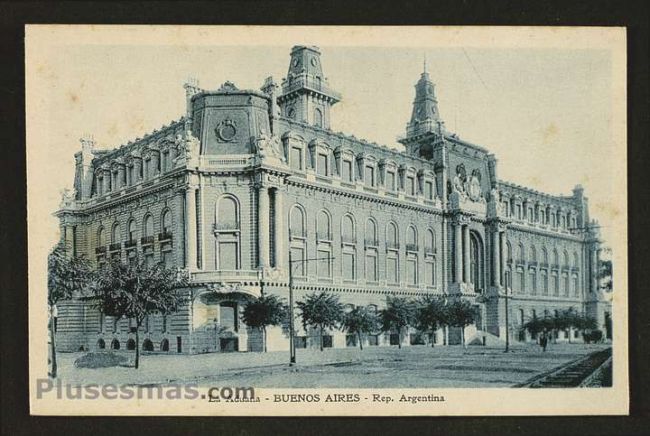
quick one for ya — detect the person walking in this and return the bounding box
[540,330,548,352]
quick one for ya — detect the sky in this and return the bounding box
[26,26,626,252]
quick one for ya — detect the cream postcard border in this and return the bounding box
[26,25,628,416]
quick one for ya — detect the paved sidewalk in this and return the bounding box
[55,343,609,388]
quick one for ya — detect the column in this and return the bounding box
[499,231,506,287]
[185,186,197,270]
[258,186,270,269]
[454,222,462,284]
[463,224,470,284]
[492,229,500,287]
[591,248,599,293]
[274,188,286,269]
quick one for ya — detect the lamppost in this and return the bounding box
[287,248,335,366]
[503,285,511,353]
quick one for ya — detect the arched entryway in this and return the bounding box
[97,338,106,349]
[160,338,170,352]
[142,339,154,351]
[126,338,136,350]
[192,287,259,353]
[110,339,120,350]
[469,231,485,291]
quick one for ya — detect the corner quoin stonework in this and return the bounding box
[54,45,612,354]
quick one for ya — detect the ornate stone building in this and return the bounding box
[54,45,611,353]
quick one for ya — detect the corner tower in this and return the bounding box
[277,46,341,129]
[399,62,446,159]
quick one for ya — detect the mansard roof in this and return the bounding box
[91,118,185,165]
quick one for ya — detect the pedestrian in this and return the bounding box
[540,331,548,352]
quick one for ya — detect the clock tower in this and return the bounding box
[277,46,341,129]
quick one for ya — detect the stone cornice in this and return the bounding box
[285,176,443,215]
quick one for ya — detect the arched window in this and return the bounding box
[316,209,331,240]
[470,233,483,290]
[387,222,399,249]
[386,221,399,284]
[506,241,513,263]
[553,248,559,266]
[426,229,436,253]
[406,225,418,253]
[97,226,105,246]
[161,210,172,234]
[342,214,355,244]
[517,243,525,263]
[128,219,136,242]
[573,252,579,269]
[529,245,537,263]
[143,215,154,237]
[365,219,377,246]
[542,247,549,264]
[217,196,239,230]
[341,214,356,280]
[215,195,241,270]
[111,222,121,244]
[563,250,570,268]
[314,108,323,128]
[290,205,306,238]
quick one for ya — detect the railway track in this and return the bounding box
[517,348,612,388]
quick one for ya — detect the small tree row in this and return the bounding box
[522,308,598,343]
[250,292,478,351]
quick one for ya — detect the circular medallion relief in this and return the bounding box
[216,119,238,142]
[311,57,318,66]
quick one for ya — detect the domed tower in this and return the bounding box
[399,61,446,159]
[277,46,341,129]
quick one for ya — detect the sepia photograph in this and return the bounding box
[26,25,627,416]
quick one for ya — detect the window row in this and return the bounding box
[289,206,437,253]
[505,267,580,298]
[96,210,173,248]
[502,200,577,230]
[290,245,437,287]
[287,142,436,198]
[92,148,177,197]
[505,242,580,270]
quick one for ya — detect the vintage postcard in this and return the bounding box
[27,25,628,416]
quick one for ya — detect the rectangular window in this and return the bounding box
[317,153,328,176]
[386,171,396,191]
[425,261,435,286]
[218,242,238,270]
[144,159,150,180]
[407,258,417,285]
[425,181,433,200]
[528,208,534,223]
[317,249,332,278]
[406,176,415,196]
[516,204,522,220]
[291,247,305,276]
[342,160,353,182]
[365,166,375,187]
[342,252,355,280]
[387,256,398,284]
[290,147,303,170]
[366,254,378,282]
[162,250,173,268]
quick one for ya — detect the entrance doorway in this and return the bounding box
[220,337,239,352]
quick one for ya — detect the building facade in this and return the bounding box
[54,46,611,353]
